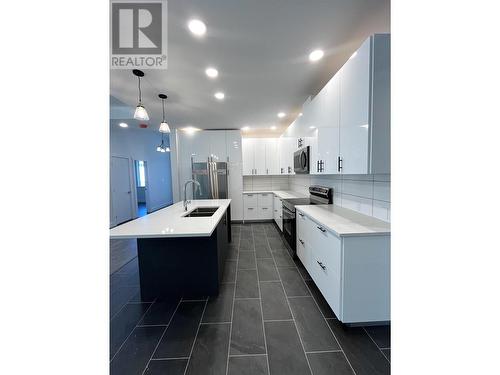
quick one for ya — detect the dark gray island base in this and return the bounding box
[137,208,231,300]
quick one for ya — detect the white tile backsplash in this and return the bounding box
[342,179,374,199]
[373,200,391,222]
[243,176,290,191]
[373,181,390,202]
[243,173,391,223]
[290,173,391,222]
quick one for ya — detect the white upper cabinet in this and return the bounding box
[225,130,242,164]
[253,140,266,175]
[242,137,281,176]
[242,138,255,175]
[339,37,371,174]
[207,131,228,161]
[278,137,295,175]
[338,34,390,174]
[264,138,279,175]
[302,34,390,175]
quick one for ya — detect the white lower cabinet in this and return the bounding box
[273,195,283,231]
[296,208,390,323]
[244,193,273,221]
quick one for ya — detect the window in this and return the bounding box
[135,160,146,187]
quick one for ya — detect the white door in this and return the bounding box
[264,138,279,175]
[339,38,371,174]
[242,138,254,175]
[111,156,133,225]
[253,140,266,175]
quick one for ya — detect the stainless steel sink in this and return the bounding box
[183,206,219,217]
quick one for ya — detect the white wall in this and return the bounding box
[110,126,173,212]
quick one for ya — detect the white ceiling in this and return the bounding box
[110,0,390,136]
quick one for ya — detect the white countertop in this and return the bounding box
[242,190,306,199]
[109,199,231,239]
[296,204,390,237]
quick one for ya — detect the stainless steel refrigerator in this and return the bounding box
[191,157,228,199]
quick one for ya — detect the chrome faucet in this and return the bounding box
[184,180,201,211]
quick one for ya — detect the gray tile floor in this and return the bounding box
[110,223,390,375]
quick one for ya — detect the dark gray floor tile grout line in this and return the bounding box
[110,297,157,363]
[151,357,189,361]
[110,274,144,321]
[264,226,314,375]
[252,226,272,375]
[292,244,359,375]
[363,327,391,364]
[225,228,241,375]
[140,298,183,375]
[182,299,209,375]
[266,222,359,375]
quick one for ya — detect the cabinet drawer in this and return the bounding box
[310,225,341,316]
[296,210,308,243]
[243,193,258,208]
[310,223,342,279]
[259,206,273,219]
[258,193,273,207]
[244,207,259,220]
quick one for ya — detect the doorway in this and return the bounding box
[134,160,150,217]
[110,156,134,226]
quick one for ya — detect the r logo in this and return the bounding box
[112,3,162,54]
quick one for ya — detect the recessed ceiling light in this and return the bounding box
[277,112,286,118]
[214,92,225,100]
[205,67,218,78]
[298,112,303,117]
[349,51,358,60]
[119,122,128,128]
[188,19,207,37]
[270,126,277,130]
[309,49,324,62]
[309,126,316,129]
[241,126,250,131]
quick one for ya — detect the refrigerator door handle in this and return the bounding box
[213,162,219,199]
[207,157,214,199]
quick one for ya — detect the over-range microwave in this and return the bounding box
[293,146,310,174]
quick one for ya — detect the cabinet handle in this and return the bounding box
[248,208,254,210]
[274,209,277,212]
[262,207,268,210]
[317,226,326,233]
[247,194,253,197]
[299,239,304,245]
[298,212,304,217]
[337,157,343,172]
[317,160,319,172]
[266,168,269,174]
[317,260,326,270]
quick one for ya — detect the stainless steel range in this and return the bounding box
[282,186,333,258]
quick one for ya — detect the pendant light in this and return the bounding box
[158,93,171,133]
[156,132,170,153]
[133,69,149,121]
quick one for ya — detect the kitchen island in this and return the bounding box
[110,199,232,300]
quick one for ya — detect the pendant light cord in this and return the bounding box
[138,76,142,104]
[162,98,165,121]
